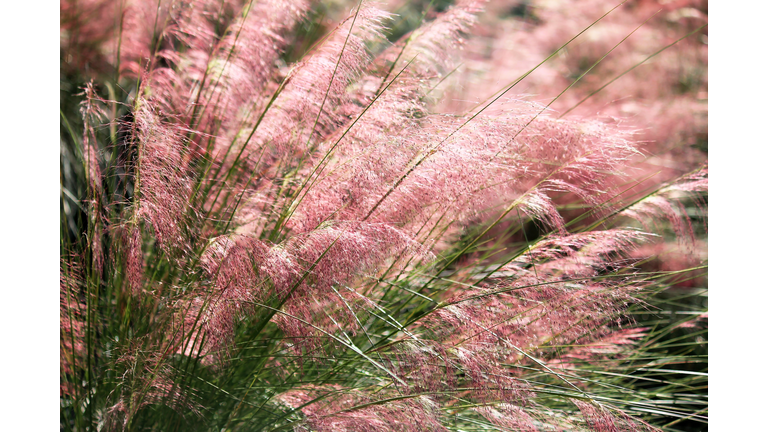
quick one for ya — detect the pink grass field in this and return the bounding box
[60,1,707,430]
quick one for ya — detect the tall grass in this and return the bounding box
[60,0,707,430]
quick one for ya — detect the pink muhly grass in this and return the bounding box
[79,82,106,195]
[78,82,108,274]
[441,0,707,202]
[409,229,653,386]
[131,100,198,257]
[194,220,428,354]
[619,165,707,252]
[123,224,145,294]
[472,404,540,432]
[548,327,649,369]
[573,399,659,432]
[290,101,640,241]
[235,4,391,160]
[190,0,313,145]
[118,99,197,291]
[112,0,174,78]
[60,259,87,397]
[278,385,447,432]
[60,0,708,430]
[204,3,393,232]
[514,229,652,277]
